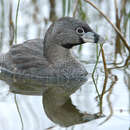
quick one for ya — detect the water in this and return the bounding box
[0,0,129,130]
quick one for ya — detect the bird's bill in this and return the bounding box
[82,32,105,44]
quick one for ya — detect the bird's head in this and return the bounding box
[44,17,104,49]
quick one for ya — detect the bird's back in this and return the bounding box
[0,39,54,78]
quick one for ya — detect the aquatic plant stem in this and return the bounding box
[14,94,24,130]
[84,0,130,52]
[100,74,117,125]
[62,0,66,16]
[73,0,79,17]
[15,0,21,44]
[99,45,108,114]
[92,44,102,100]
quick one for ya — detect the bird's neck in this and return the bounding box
[43,42,87,80]
[43,43,75,66]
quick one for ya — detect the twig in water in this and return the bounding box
[9,1,14,46]
[73,0,79,17]
[99,74,118,125]
[14,94,24,130]
[92,44,102,99]
[99,45,108,114]
[15,0,21,44]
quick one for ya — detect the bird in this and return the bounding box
[0,17,105,126]
[0,17,103,80]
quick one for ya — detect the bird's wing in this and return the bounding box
[0,39,52,77]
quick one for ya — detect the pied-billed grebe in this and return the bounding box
[0,17,103,80]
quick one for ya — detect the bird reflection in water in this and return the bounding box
[0,73,103,127]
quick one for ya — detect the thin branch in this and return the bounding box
[49,0,57,22]
[15,0,21,44]
[14,94,24,130]
[120,0,127,21]
[99,45,109,114]
[73,0,79,17]
[84,0,130,52]
[108,55,130,70]
[92,44,102,99]
[9,1,14,46]
[114,0,122,59]
[99,74,117,125]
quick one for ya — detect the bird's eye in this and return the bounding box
[76,27,85,35]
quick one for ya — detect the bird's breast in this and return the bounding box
[53,62,88,81]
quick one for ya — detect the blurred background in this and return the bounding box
[0,0,129,130]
